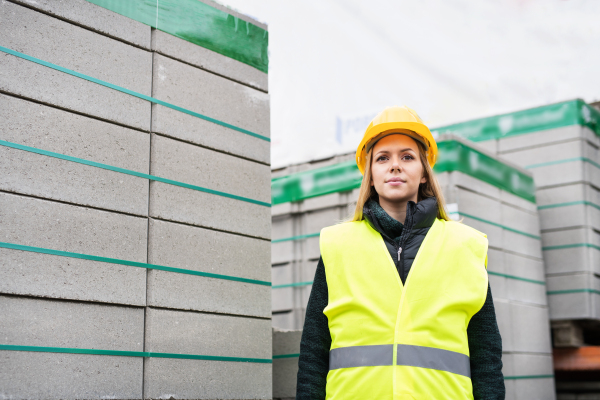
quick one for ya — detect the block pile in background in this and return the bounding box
[270,100,600,399]
[0,0,271,399]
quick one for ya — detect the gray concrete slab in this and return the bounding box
[536,182,599,207]
[304,207,343,235]
[459,214,503,250]
[528,158,599,189]
[0,247,146,306]
[0,144,148,216]
[271,310,301,329]
[501,202,540,238]
[498,125,590,153]
[272,328,301,398]
[0,94,150,171]
[152,30,267,92]
[144,357,272,399]
[147,269,271,318]
[0,95,150,213]
[0,1,151,94]
[0,351,143,400]
[0,45,150,131]
[539,203,600,231]
[0,192,147,261]
[273,357,300,399]
[449,170,502,200]
[542,227,600,275]
[272,202,294,217]
[502,229,542,259]
[152,105,270,165]
[151,134,270,204]
[149,181,271,239]
[504,252,545,283]
[153,53,270,138]
[0,2,151,130]
[493,299,513,352]
[547,273,600,320]
[272,287,293,312]
[146,307,270,358]
[304,236,321,260]
[149,218,270,282]
[9,0,151,49]
[272,264,293,287]
[0,295,144,350]
[273,328,302,356]
[272,241,294,264]
[500,138,587,168]
[300,192,343,213]
[511,353,556,400]
[510,303,552,353]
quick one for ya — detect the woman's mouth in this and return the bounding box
[386,178,406,186]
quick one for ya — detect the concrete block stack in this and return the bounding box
[1,0,271,398]
[270,135,556,399]
[433,100,600,333]
[272,328,303,400]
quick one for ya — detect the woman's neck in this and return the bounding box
[378,197,410,224]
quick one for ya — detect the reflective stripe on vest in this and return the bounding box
[329,344,471,378]
[320,217,488,400]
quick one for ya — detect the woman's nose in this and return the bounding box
[391,160,400,171]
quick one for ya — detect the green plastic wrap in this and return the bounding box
[432,99,600,141]
[85,0,268,73]
[271,139,535,205]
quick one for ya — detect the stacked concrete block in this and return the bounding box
[1,0,270,398]
[437,109,600,324]
[270,136,555,399]
[272,328,303,400]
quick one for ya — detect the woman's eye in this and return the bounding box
[377,156,388,161]
[402,154,414,160]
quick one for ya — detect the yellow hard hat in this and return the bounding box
[355,105,438,175]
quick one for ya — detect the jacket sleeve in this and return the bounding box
[296,256,331,400]
[468,283,506,400]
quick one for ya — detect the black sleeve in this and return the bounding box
[468,283,506,400]
[296,256,331,400]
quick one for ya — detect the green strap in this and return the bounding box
[0,344,272,363]
[0,139,270,207]
[487,271,545,285]
[271,233,320,243]
[504,375,554,380]
[272,281,314,289]
[538,201,600,211]
[542,243,600,252]
[525,157,600,170]
[0,45,269,142]
[449,212,541,240]
[273,353,300,359]
[547,289,600,295]
[0,242,271,287]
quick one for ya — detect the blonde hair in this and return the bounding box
[348,137,452,222]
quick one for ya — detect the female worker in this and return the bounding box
[296,106,504,400]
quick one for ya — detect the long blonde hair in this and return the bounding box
[348,138,452,222]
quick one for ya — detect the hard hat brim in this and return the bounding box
[355,122,438,175]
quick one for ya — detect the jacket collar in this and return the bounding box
[363,196,438,240]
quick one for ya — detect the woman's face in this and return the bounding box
[370,134,427,204]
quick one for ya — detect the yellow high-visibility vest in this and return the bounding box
[320,217,488,400]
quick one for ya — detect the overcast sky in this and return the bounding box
[218,0,600,168]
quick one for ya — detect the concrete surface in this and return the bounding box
[145,307,270,357]
[9,0,151,49]
[144,358,272,399]
[272,328,302,399]
[147,269,271,318]
[0,295,144,350]
[152,53,270,138]
[152,29,268,92]
[149,181,271,239]
[0,351,143,400]
[0,247,146,306]
[149,218,270,282]
[0,192,147,261]
[151,134,270,204]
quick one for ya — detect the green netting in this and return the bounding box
[86,0,268,73]
[271,140,535,205]
[431,99,600,141]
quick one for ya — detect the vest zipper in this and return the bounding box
[397,247,402,262]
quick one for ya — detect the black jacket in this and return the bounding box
[296,196,505,400]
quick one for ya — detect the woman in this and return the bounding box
[296,106,504,400]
